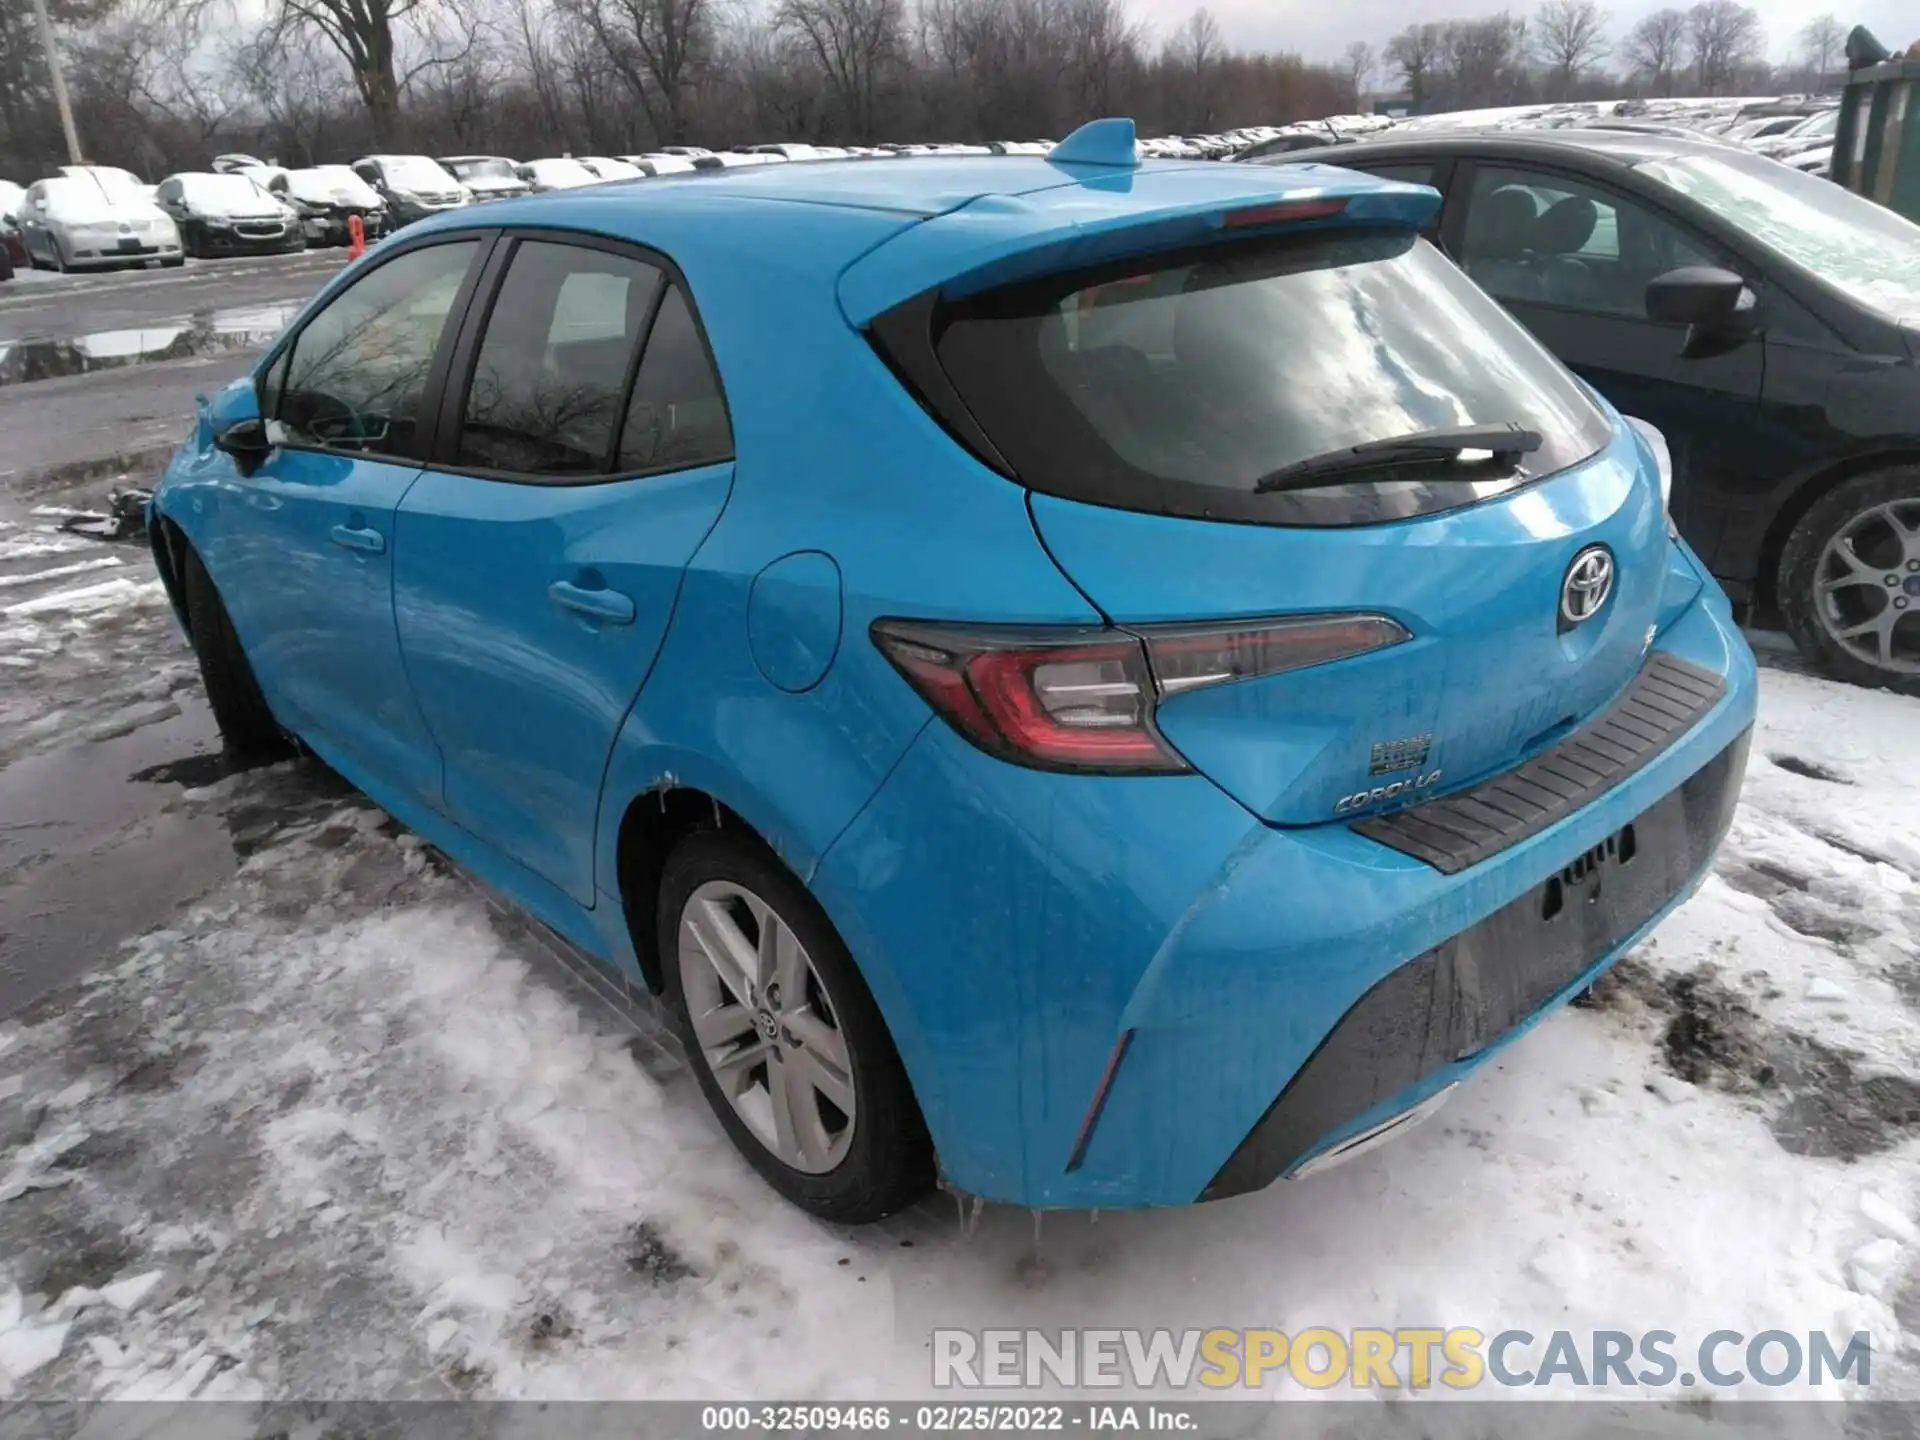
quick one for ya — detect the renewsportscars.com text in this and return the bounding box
[930,1328,1873,1391]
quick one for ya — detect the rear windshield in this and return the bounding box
[931,230,1612,526]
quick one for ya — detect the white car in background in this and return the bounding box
[1752,107,1838,158]
[16,174,182,271]
[617,154,698,176]
[350,154,469,228]
[576,156,643,180]
[515,157,599,191]
[269,165,390,246]
[439,155,531,200]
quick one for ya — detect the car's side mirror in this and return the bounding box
[213,417,274,476]
[1646,265,1754,326]
[1646,265,1757,357]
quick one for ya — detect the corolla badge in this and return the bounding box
[1560,545,1615,628]
[1334,769,1441,816]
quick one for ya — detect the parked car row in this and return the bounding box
[0,122,1401,282]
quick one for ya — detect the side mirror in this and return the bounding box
[209,378,270,475]
[213,417,274,476]
[1646,266,1750,327]
[1647,266,1758,357]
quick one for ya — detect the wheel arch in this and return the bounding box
[150,513,194,638]
[1756,447,1920,612]
[614,785,756,994]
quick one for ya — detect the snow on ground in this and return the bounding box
[0,653,1914,1406]
[0,514,189,765]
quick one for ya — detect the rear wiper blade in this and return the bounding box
[1251,423,1545,495]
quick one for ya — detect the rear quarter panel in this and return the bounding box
[589,195,1101,909]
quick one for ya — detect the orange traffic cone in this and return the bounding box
[348,214,366,259]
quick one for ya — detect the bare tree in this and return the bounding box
[266,0,443,144]
[1385,21,1442,109]
[1162,8,1224,132]
[774,0,906,140]
[1535,0,1608,98]
[1799,12,1843,87]
[1438,12,1527,107]
[1063,0,1141,119]
[79,0,250,165]
[402,0,503,147]
[1625,7,1686,95]
[1687,0,1760,95]
[1339,39,1373,107]
[234,22,353,166]
[560,0,717,143]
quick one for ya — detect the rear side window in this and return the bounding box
[616,285,732,472]
[927,230,1612,526]
[456,240,663,476]
[272,239,476,459]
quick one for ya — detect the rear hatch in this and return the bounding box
[873,214,1667,825]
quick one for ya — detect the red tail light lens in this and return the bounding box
[872,612,1409,774]
[870,621,1189,774]
[1134,613,1411,696]
[1221,197,1350,229]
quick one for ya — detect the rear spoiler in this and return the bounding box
[836,163,1439,326]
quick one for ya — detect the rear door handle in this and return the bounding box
[549,580,636,626]
[329,524,386,554]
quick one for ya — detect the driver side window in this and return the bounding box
[271,240,476,459]
[1458,166,1719,319]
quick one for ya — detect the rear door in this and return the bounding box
[393,232,736,904]
[1444,159,1770,566]
[219,235,485,804]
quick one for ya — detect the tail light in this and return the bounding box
[871,621,1184,773]
[1136,613,1410,694]
[872,612,1408,774]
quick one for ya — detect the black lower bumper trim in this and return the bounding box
[1353,653,1727,876]
[1200,727,1750,1202]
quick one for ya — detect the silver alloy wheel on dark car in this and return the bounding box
[676,878,857,1174]
[1813,497,1920,676]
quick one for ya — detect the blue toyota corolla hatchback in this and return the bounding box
[149,119,1757,1221]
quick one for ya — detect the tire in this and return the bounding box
[658,828,934,1222]
[49,239,68,273]
[1778,466,1920,696]
[179,543,288,755]
[161,256,185,269]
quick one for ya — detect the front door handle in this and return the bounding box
[549,580,636,625]
[329,524,386,554]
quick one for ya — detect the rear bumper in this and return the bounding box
[812,583,1758,1209]
[1202,724,1747,1199]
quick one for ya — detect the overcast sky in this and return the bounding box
[1125,0,1913,66]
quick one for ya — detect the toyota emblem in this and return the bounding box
[1560,546,1615,628]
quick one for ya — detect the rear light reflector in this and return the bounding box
[1221,196,1350,229]
[871,621,1189,774]
[1135,613,1410,696]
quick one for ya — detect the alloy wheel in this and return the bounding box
[1813,498,1920,676]
[676,879,856,1174]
